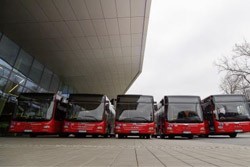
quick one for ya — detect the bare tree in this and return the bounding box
[215,40,250,97]
[219,74,241,94]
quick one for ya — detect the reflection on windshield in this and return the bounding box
[215,102,250,121]
[66,102,104,122]
[13,100,54,121]
[116,103,153,122]
[167,103,203,123]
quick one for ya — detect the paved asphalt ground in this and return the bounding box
[1,133,250,167]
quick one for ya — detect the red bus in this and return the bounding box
[9,93,67,137]
[115,95,155,139]
[202,94,250,138]
[62,94,115,138]
[155,96,205,139]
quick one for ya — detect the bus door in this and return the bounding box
[54,100,67,133]
[204,102,215,133]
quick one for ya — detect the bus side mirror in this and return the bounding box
[105,103,109,111]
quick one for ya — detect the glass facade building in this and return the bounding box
[0,33,74,97]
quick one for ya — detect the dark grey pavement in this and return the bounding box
[1,134,250,166]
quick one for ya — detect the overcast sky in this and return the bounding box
[127,0,250,102]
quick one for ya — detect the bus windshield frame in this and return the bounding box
[166,97,203,123]
[13,93,55,122]
[65,95,105,122]
[214,101,250,122]
[213,95,250,122]
[116,95,154,123]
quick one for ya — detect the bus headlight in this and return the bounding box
[167,127,173,130]
[96,126,103,130]
[43,125,50,129]
[64,126,69,129]
[115,126,121,129]
[200,127,205,131]
[149,127,154,131]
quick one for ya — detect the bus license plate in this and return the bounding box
[235,130,243,132]
[183,131,191,134]
[78,130,86,133]
[131,130,139,134]
[24,130,32,132]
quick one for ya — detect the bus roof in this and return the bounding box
[208,94,247,102]
[164,95,201,103]
[69,93,105,102]
[117,94,154,103]
[18,93,55,101]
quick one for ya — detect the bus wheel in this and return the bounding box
[29,133,37,138]
[146,135,150,139]
[188,135,194,139]
[160,134,165,139]
[59,133,69,138]
[118,134,123,138]
[103,134,109,138]
[168,135,174,139]
[229,133,237,138]
[199,134,209,138]
[93,135,98,138]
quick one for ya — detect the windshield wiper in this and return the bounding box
[80,115,98,120]
[120,117,151,121]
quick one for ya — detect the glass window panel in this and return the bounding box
[25,79,38,92]
[0,35,19,66]
[61,84,68,94]
[0,77,7,91]
[0,58,12,70]
[49,74,60,92]
[68,86,73,93]
[37,87,47,93]
[40,68,52,90]
[29,60,44,84]
[22,87,32,93]
[4,80,23,95]
[0,59,11,78]
[9,69,26,86]
[14,49,33,76]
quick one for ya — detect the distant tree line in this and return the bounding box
[215,40,250,99]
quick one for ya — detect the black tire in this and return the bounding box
[29,133,37,138]
[118,134,123,138]
[92,135,98,138]
[160,134,165,139]
[229,133,237,138]
[75,134,86,138]
[168,135,174,139]
[59,133,69,138]
[188,135,194,139]
[146,135,150,139]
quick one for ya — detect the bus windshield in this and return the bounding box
[13,94,54,122]
[65,102,104,122]
[215,102,250,122]
[116,96,154,123]
[167,103,203,123]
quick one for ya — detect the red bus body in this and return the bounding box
[9,93,66,137]
[115,95,155,139]
[202,94,250,138]
[62,94,115,137]
[155,96,205,139]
